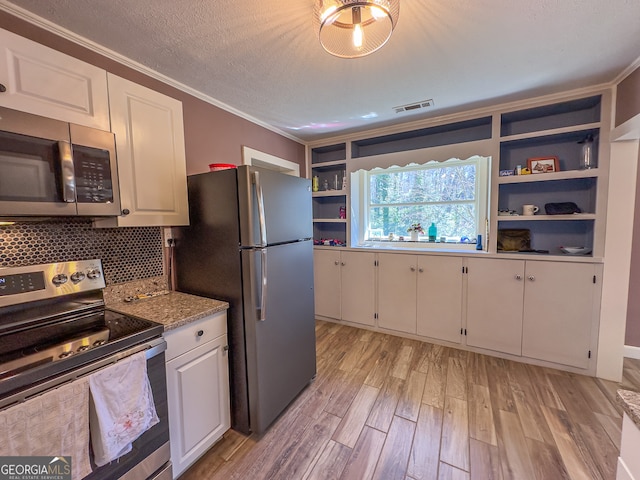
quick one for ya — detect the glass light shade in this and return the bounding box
[314,0,400,58]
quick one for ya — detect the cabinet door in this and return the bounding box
[340,251,376,326]
[417,256,463,344]
[313,249,341,319]
[378,253,417,334]
[0,29,109,130]
[522,261,598,369]
[96,73,188,227]
[466,258,525,356]
[166,334,230,478]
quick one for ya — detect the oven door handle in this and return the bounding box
[144,337,167,360]
[0,337,167,411]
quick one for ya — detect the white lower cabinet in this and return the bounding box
[416,256,463,344]
[466,258,525,356]
[378,253,463,342]
[313,249,341,320]
[313,249,375,326]
[521,261,599,369]
[341,251,376,326]
[313,248,602,374]
[164,312,230,479]
[466,257,600,370]
[378,253,417,334]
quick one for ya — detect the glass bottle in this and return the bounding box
[428,222,437,242]
[579,134,596,170]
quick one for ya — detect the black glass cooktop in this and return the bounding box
[0,309,163,399]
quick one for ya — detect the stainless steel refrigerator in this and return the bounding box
[174,165,316,435]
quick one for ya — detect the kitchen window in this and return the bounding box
[353,155,490,248]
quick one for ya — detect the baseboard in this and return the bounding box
[624,345,640,359]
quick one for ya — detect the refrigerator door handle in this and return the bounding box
[253,171,268,247]
[258,249,268,321]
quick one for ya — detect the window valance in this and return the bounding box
[348,139,495,174]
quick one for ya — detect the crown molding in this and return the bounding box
[612,53,640,86]
[2,1,636,149]
[307,83,614,148]
[0,1,304,144]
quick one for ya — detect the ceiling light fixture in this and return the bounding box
[314,0,400,59]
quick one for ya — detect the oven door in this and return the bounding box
[85,341,171,480]
[0,106,77,216]
[0,337,171,480]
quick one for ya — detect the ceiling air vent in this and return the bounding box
[393,99,434,114]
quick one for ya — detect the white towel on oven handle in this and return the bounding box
[88,350,159,467]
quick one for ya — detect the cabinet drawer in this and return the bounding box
[164,312,227,361]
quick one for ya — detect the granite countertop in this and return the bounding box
[103,276,229,331]
[617,389,640,428]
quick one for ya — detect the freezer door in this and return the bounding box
[237,165,312,247]
[241,240,316,434]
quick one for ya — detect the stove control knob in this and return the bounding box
[52,274,68,286]
[93,339,106,347]
[77,345,90,352]
[59,351,73,358]
[70,271,86,283]
[86,269,102,280]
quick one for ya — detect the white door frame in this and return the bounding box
[242,146,300,176]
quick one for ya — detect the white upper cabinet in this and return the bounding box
[0,28,110,130]
[95,73,189,227]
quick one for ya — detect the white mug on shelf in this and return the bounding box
[522,204,539,216]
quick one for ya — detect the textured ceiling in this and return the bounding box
[3,0,640,142]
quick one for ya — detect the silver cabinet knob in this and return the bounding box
[418,268,424,273]
[334,261,339,265]
[341,262,346,266]
[528,275,535,281]
[515,274,522,280]
[410,266,416,272]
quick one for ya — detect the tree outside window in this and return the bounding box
[365,158,484,241]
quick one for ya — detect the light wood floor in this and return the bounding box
[180,320,640,480]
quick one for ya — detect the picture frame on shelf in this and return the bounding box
[527,156,559,174]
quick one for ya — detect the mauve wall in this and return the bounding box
[0,12,306,176]
[627,147,640,347]
[617,65,640,347]
[616,66,640,127]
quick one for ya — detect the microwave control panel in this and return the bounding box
[73,145,114,203]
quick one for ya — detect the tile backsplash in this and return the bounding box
[0,219,163,285]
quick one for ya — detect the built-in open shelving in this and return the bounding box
[497,94,604,257]
[311,143,347,245]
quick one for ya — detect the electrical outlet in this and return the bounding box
[163,228,174,247]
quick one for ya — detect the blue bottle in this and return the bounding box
[428,223,437,242]
[476,234,483,250]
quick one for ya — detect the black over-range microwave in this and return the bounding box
[0,106,121,217]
